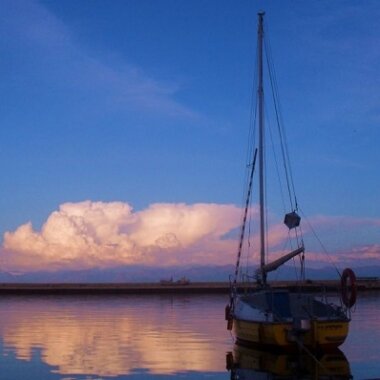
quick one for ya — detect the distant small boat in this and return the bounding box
[160,277,174,286]
[225,12,357,351]
[160,277,190,286]
[176,277,190,285]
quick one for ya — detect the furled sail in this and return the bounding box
[257,246,305,275]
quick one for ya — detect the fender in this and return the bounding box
[341,268,357,308]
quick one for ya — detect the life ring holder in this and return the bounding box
[341,268,357,308]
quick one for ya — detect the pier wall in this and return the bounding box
[0,279,378,295]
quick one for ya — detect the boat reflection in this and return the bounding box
[226,344,352,379]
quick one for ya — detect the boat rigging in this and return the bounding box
[226,11,356,351]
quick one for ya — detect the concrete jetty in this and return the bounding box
[0,278,378,295]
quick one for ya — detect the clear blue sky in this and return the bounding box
[0,0,379,271]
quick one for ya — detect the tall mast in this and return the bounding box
[257,11,266,285]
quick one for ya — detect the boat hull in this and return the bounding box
[233,317,349,350]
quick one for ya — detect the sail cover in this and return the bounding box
[258,246,305,275]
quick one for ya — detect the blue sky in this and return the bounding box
[0,0,380,272]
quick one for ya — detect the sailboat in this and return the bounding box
[226,12,357,350]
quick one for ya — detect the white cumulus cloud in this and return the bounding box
[2,201,241,271]
[2,201,379,272]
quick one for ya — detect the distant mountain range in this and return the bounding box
[0,264,378,283]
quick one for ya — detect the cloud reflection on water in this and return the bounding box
[1,293,380,378]
[0,295,228,377]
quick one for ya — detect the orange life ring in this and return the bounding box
[341,268,357,308]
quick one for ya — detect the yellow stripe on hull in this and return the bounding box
[233,318,349,349]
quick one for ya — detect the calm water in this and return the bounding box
[0,292,378,379]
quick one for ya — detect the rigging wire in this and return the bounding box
[264,27,298,212]
[232,149,258,287]
[261,26,304,279]
[265,104,287,215]
[237,15,307,284]
[246,162,257,270]
[262,101,270,273]
[264,23,306,284]
[244,37,259,178]
[239,24,261,280]
[233,35,260,285]
[299,207,342,278]
[240,47,259,279]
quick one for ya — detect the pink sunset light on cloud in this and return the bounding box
[2,201,241,271]
[1,201,380,272]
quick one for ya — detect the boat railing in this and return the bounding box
[240,273,257,295]
[312,283,351,318]
[228,274,235,296]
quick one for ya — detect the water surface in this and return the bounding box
[0,292,378,379]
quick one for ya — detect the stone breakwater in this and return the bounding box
[0,278,377,295]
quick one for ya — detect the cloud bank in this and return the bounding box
[2,201,241,271]
[2,201,380,272]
